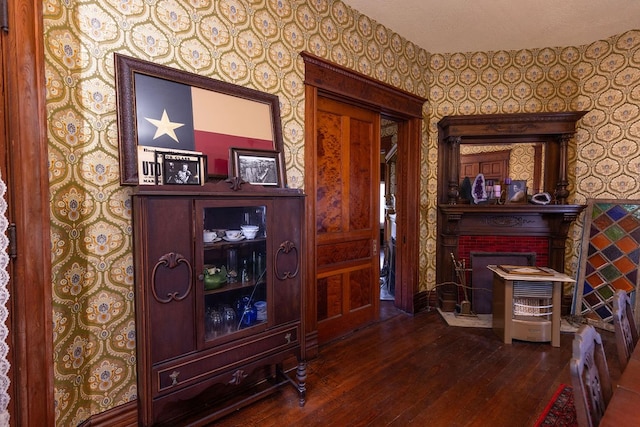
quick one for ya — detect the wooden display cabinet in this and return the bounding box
[132,183,306,426]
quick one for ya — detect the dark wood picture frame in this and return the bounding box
[114,53,284,185]
[230,148,285,188]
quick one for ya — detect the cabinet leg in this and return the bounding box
[296,361,307,407]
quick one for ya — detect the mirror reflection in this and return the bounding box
[459,142,545,202]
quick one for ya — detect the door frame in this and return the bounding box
[1,1,55,424]
[302,52,426,357]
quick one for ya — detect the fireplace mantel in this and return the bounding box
[439,204,584,237]
[436,112,587,293]
[438,204,585,281]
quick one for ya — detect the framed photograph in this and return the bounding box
[159,152,206,185]
[506,180,527,203]
[115,53,284,185]
[230,148,284,187]
[138,146,203,185]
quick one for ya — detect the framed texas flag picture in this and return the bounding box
[114,53,284,185]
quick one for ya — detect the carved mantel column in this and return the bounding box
[445,136,461,204]
[555,133,572,204]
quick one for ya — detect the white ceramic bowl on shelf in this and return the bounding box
[241,225,259,239]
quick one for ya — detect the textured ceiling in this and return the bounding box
[341,0,640,54]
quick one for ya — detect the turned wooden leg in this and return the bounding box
[296,361,307,407]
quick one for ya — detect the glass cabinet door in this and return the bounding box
[197,202,268,343]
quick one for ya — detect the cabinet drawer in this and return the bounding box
[153,324,299,396]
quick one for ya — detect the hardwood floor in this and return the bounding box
[213,304,623,427]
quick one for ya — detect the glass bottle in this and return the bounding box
[241,259,251,283]
[227,249,238,282]
[256,253,265,283]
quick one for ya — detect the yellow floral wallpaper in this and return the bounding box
[42,0,640,424]
[425,31,640,288]
[44,0,430,423]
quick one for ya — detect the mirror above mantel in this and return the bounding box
[438,111,587,205]
[460,142,545,198]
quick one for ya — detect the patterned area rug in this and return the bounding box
[534,383,577,427]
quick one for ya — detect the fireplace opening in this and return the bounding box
[469,251,536,314]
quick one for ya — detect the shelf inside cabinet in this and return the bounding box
[203,279,266,295]
[205,319,267,341]
[204,236,266,249]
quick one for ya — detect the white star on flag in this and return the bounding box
[145,109,185,142]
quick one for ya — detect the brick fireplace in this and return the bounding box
[436,204,585,314]
[458,235,549,267]
[433,111,587,315]
[460,236,548,314]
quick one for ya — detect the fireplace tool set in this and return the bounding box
[450,253,475,317]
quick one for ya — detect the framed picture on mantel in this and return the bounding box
[506,180,527,203]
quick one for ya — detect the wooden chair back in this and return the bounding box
[570,324,613,427]
[612,289,638,368]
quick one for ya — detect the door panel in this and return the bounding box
[315,96,380,343]
[460,150,510,184]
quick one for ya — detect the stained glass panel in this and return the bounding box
[573,199,640,330]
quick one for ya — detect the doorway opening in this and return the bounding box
[379,117,398,305]
[302,52,425,355]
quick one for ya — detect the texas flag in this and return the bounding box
[134,73,275,176]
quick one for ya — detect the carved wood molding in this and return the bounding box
[478,215,537,228]
[275,240,299,280]
[151,252,193,303]
[301,51,426,118]
[439,111,588,136]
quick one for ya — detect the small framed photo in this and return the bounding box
[160,152,206,185]
[507,180,527,203]
[230,148,285,187]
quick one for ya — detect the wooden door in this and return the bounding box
[314,96,380,343]
[460,150,510,184]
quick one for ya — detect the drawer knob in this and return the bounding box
[169,370,180,386]
[285,332,291,344]
[229,369,248,385]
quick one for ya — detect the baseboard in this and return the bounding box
[78,401,138,427]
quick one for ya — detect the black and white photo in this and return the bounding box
[230,148,284,187]
[507,180,527,203]
[161,152,205,185]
